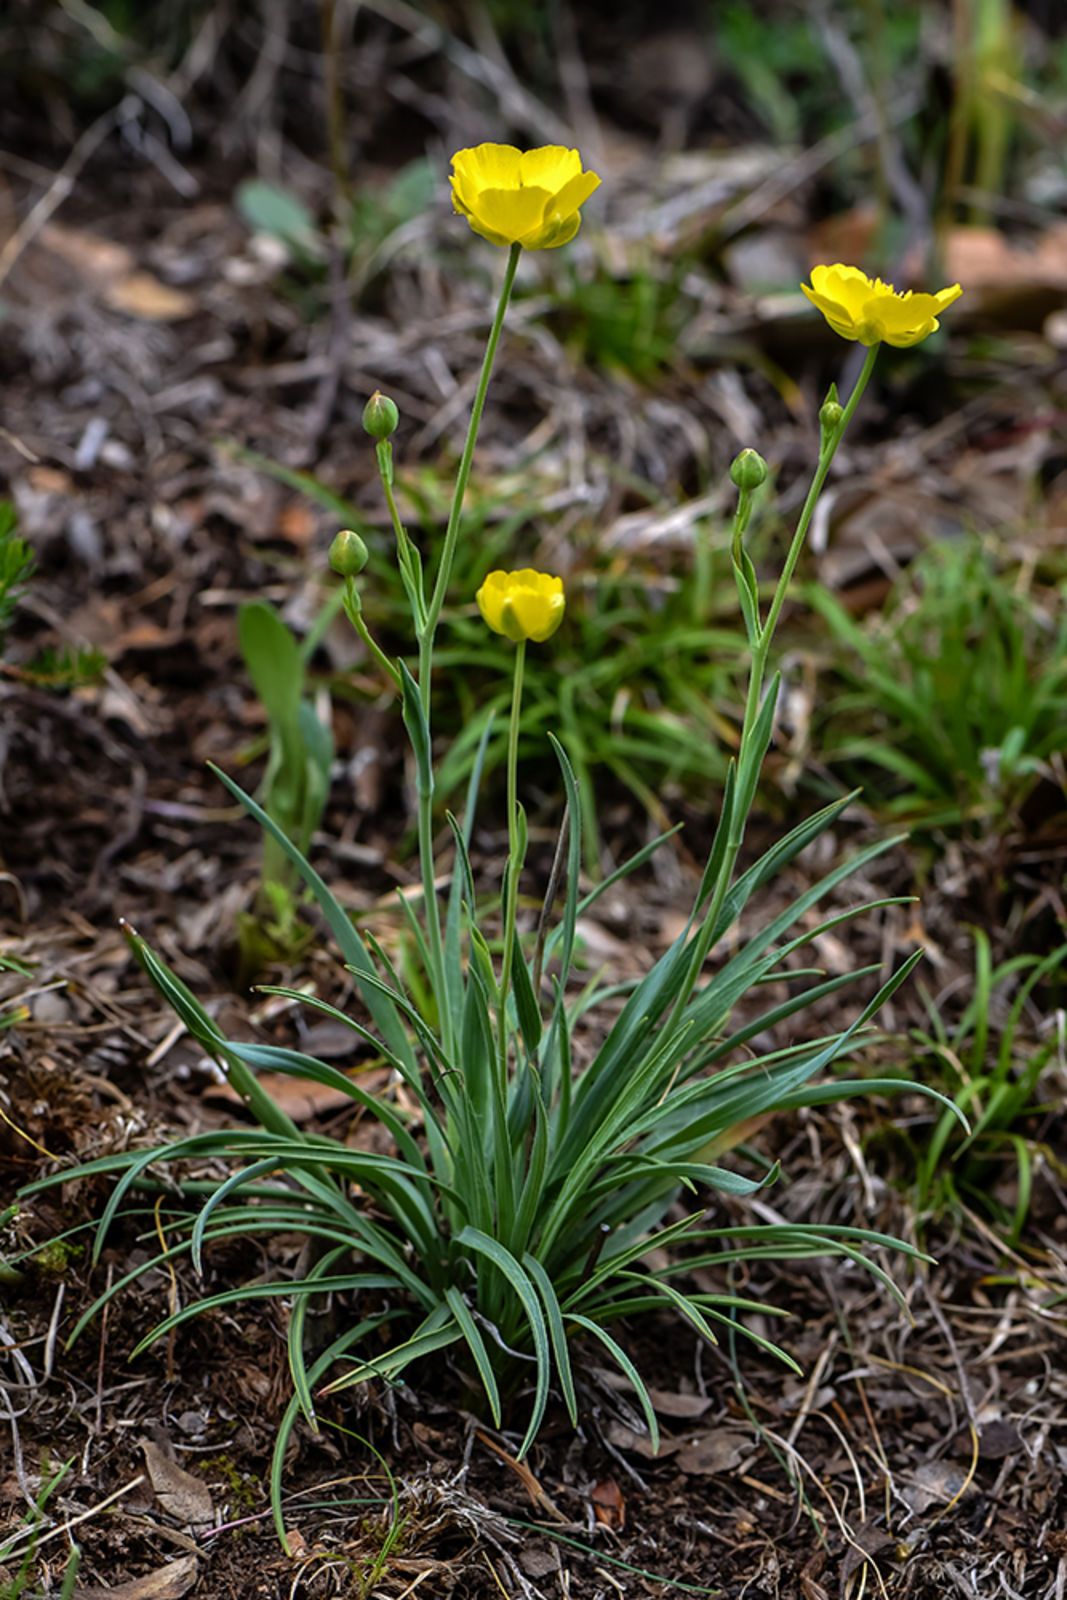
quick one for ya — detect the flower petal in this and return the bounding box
[517,146,583,189]
[547,170,601,218]
[463,186,554,247]
[933,283,963,311]
[452,144,523,191]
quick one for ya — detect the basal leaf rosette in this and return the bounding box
[476,569,565,642]
[802,264,962,348]
[451,144,600,250]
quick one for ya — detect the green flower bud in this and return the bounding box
[730,449,767,492]
[329,528,369,577]
[819,385,844,441]
[362,391,399,439]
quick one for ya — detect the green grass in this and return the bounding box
[231,445,750,873]
[871,929,1067,1240]
[0,1459,80,1600]
[806,536,1067,833]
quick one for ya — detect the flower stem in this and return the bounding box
[747,343,881,714]
[342,582,402,690]
[687,342,882,995]
[409,243,522,1045]
[377,443,427,633]
[419,241,522,714]
[497,638,527,1073]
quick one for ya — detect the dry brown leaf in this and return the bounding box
[26,465,74,496]
[644,1386,714,1419]
[73,1554,199,1600]
[603,1421,682,1460]
[204,1065,390,1121]
[942,222,1067,291]
[977,1418,1023,1459]
[901,1459,972,1515]
[105,272,198,321]
[701,1110,775,1160]
[277,502,317,547]
[590,1476,625,1529]
[518,1543,558,1580]
[140,1439,215,1527]
[476,1432,567,1521]
[674,1429,752,1476]
[808,204,880,268]
[39,222,133,284]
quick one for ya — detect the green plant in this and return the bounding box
[0,502,33,639]
[235,156,437,305]
[227,441,745,875]
[0,1459,80,1600]
[0,503,104,689]
[806,537,1067,831]
[889,930,1067,1241]
[548,257,694,381]
[234,595,339,971]
[716,0,836,147]
[941,0,1027,229]
[22,153,965,1551]
[433,574,743,872]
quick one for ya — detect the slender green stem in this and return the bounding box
[749,344,881,710]
[415,743,448,1053]
[376,440,427,632]
[731,343,880,779]
[684,343,882,1000]
[405,243,522,1047]
[692,516,713,625]
[342,585,402,690]
[497,639,527,1073]
[419,241,523,713]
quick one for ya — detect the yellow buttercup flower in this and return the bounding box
[450,144,600,250]
[476,569,565,643]
[801,264,962,348]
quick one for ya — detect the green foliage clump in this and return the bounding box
[235,598,336,971]
[873,931,1067,1242]
[0,1457,80,1600]
[808,537,1067,832]
[547,260,695,382]
[0,503,104,690]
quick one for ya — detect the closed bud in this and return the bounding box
[329,528,369,577]
[730,449,767,492]
[819,385,844,439]
[362,391,399,439]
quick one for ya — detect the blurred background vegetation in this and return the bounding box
[2,0,1065,895]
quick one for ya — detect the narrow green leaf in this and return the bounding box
[523,1254,577,1426]
[444,1288,502,1426]
[510,938,542,1057]
[318,1305,461,1396]
[567,1314,659,1453]
[398,659,432,799]
[238,601,302,728]
[271,1314,397,1551]
[208,765,416,1075]
[456,1227,551,1456]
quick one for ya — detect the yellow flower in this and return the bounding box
[476,569,565,643]
[450,144,600,250]
[801,264,962,348]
